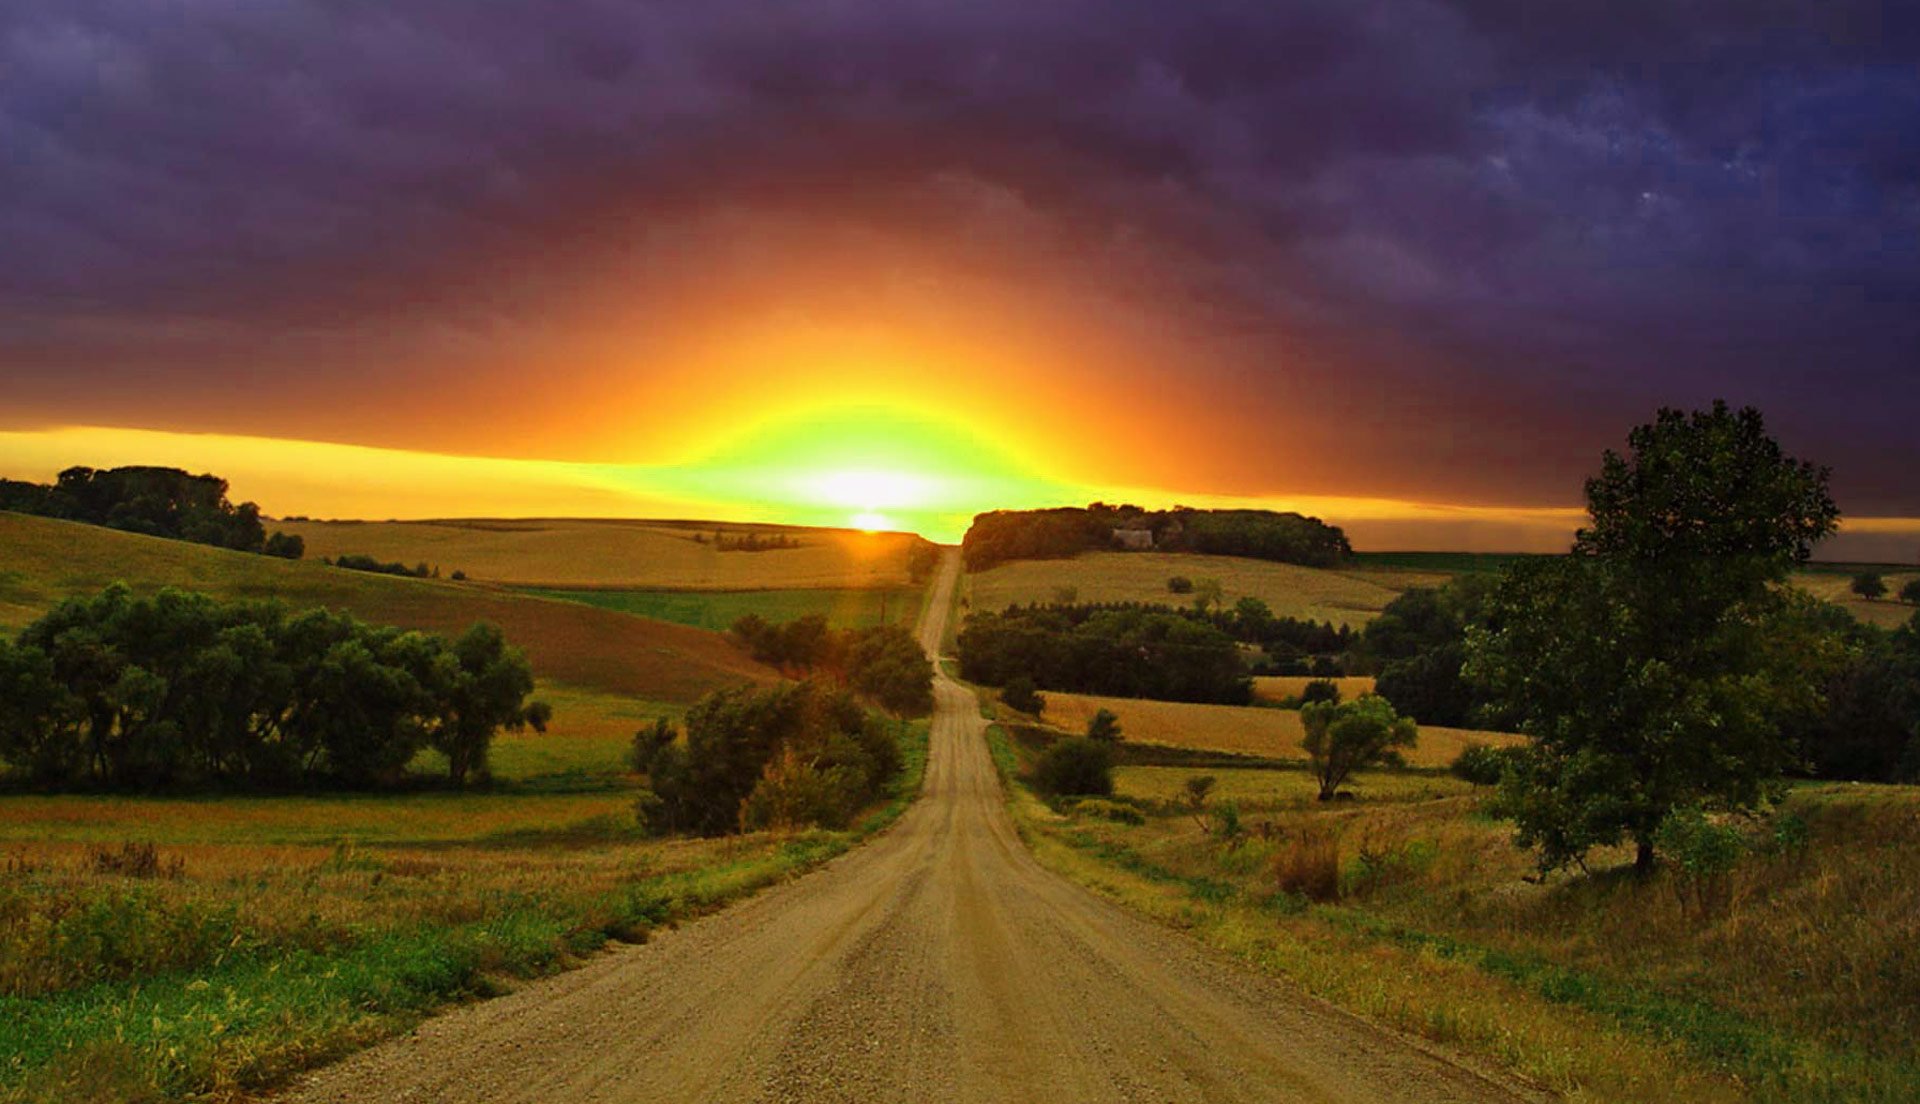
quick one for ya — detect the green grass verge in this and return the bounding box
[0,721,930,1104]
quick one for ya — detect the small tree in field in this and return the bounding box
[1904,579,1920,606]
[1852,573,1887,601]
[1300,695,1415,801]
[1085,707,1122,743]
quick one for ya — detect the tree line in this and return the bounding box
[961,504,1350,571]
[0,466,304,559]
[631,680,904,835]
[729,614,934,716]
[0,585,548,791]
[957,604,1251,703]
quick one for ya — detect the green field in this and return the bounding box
[519,585,925,632]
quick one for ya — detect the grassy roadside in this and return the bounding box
[0,721,929,1104]
[976,710,1919,1103]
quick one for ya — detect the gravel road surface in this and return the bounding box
[281,552,1537,1103]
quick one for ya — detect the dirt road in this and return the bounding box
[283,552,1533,1103]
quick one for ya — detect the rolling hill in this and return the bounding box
[273,517,929,589]
[0,512,774,703]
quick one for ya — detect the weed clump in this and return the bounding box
[1272,828,1341,902]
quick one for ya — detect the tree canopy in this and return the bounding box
[0,465,302,558]
[1466,402,1841,873]
[0,585,545,790]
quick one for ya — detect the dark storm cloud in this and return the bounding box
[2,1,1917,509]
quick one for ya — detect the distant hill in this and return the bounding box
[0,512,775,703]
[272,517,935,589]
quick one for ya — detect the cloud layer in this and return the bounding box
[4,1,1917,512]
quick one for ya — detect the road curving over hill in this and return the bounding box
[281,551,1537,1104]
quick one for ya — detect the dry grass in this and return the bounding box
[0,513,774,704]
[964,551,1447,626]
[998,720,1920,1102]
[1038,690,1524,770]
[275,518,925,589]
[1252,675,1377,702]
[1793,570,1920,629]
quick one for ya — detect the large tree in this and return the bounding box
[1466,402,1841,873]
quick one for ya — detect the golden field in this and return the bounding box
[1793,570,1920,629]
[1251,675,1378,702]
[1035,690,1523,771]
[963,550,1447,625]
[274,518,926,589]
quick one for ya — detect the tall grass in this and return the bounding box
[987,736,1920,1102]
[0,723,928,1103]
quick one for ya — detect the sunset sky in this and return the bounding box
[3,2,1918,555]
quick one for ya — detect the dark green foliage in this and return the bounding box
[999,675,1045,715]
[957,604,1252,704]
[1786,612,1920,782]
[728,615,933,716]
[425,623,550,787]
[1299,678,1341,706]
[630,681,902,836]
[1468,402,1841,873]
[843,624,934,716]
[330,553,433,578]
[261,531,305,559]
[906,540,941,584]
[961,503,1349,570]
[1166,575,1194,594]
[1300,695,1416,801]
[0,466,268,553]
[1449,742,1522,786]
[1031,737,1115,797]
[0,585,545,790]
[1851,572,1887,600]
[1359,578,1492,726]
[1085,707,1122,742]
[1902,579,1920,605]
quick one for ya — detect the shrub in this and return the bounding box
[1167,575,1194,594]
[1903,578,1920,605]
[1032,737,1114,797]
[631,681,901,836]
[1653,805,1747,914]
[1852,572,1887,601]
[87,842,182,880]
[1450,742,1521,786]
[1272,828,1340,902]
[1085,707,1122,743]
[999,675,1045,715]
[262,530,305,559]
[1067,797,1145,825]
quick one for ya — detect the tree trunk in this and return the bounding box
[1634,836,1656,876]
